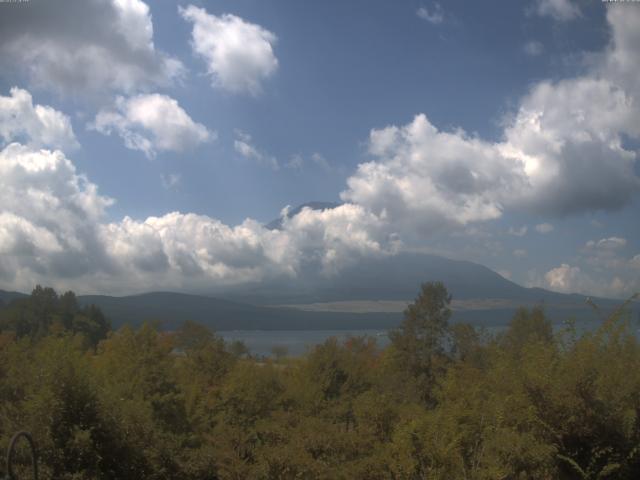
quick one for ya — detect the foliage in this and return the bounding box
[1,285,639,479]
[0,286,110,347]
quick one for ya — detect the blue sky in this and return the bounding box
[0,0,638,298]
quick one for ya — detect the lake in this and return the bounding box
[219,329,391,357]
[219,318,634,357]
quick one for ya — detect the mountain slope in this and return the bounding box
[0,289,27,306]
[77,292,400,331]
[214,251,599,306]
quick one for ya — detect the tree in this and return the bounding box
[389,282,452,404]
[501,306,553,354]
[271,345,289,361]
[0,286,110,347]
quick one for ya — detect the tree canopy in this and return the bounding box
[1,284,639,479]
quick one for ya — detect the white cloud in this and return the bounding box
[544,263,583,292]
[0,0,183,97]
[0,136,397,294]
[502,77,639,215]
[508,226,528,237]
[586,237,627,250]
[341,7,640,235]
[91,94,213,158]
[180,5,278,95]
[532,0,581,21]
[535,223,554,234]
[513,249,528,258]
[234,130,279,170]
[417,4,444,24]
[0,143,114,290]
[283,152,333,172]
[97,203,393,292]
[543,261,638,298]
[542,235,637,297]
[0,88,78,151]
[342,114,526,234]
[524,40,544,56]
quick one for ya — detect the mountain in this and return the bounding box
[0,289,27,306]
[76,292,399,331]
[0,202,634,330]
[0,277,634,332]
[214,251,603,306]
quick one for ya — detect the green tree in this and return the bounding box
[0,286,110,347]
[389,281,452,404]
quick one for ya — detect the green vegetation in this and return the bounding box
[1,284,639,479]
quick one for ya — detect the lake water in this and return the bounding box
[219,318,633,357]
[219,329,391,357]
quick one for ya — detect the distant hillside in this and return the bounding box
[74,290,636,332]
[1,223,635,331]
[76,292,400,331]
[0,289,27,306]
[214,251,609,307]
[0,286,634,332]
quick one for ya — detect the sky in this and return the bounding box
[0,0,638,298]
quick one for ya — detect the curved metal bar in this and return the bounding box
[6,431,38,480]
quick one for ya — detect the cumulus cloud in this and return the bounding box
[535,223,554,234]
[544,264,583,292]
[417,4,444,24]
[0,143,114,291]
[341,6,640,235]
[541,234,638,297]
[234,130,279,170]
[532,0,580,21]
[342,113,528,233]
[180,5,278,95]
[91,94,213,158]
[0,112,394,293]
[0,0,183,97]
[543,261,638,298]
[0,88,78,151]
